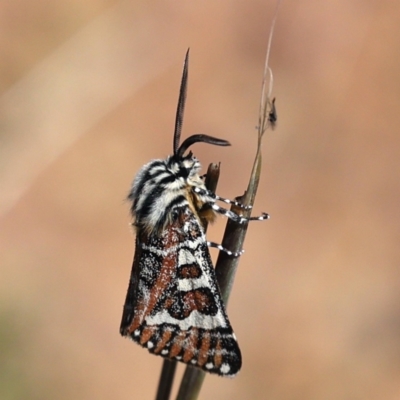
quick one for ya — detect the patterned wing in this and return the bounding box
[120,207,241,377]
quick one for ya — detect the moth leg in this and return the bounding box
[193,187,252,210]
[211,203,269,224]
[207,241,244,257]
[214,194,252,210]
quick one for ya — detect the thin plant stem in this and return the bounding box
[174,3,280,398]
[155,360,178,400]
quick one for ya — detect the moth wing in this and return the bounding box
[120,206,241,376]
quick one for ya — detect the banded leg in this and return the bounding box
[211,203,269,224]
[193,187,252,210]
[207,241,244,257]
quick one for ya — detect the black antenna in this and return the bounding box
[173,49,190,156]
[176,134,230,159]
[172,49,231,158]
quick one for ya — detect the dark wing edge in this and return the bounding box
[120,206,241,376]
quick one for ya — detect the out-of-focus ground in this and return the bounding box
[1,1,400,399]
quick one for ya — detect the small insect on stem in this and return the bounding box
[119,49,267,377]
[268,97,277,129]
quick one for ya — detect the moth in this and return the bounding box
[120,50,268,377]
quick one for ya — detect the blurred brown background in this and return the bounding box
[1,1,400,399]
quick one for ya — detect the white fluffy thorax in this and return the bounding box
[128,154,207,234]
